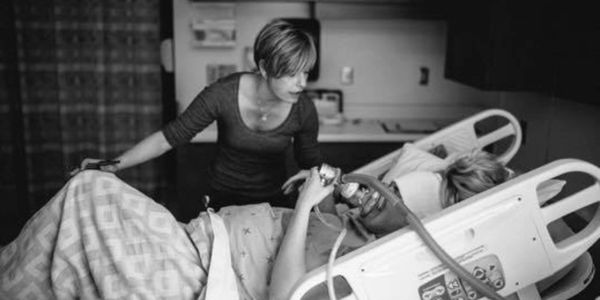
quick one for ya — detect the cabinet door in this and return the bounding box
[321,142,404,174]
[175,143,217,222]
[445,0,600,103]
[285,142,404,175]
[444,0,552,91]
[176,142,404,221]
[550,4,600,104]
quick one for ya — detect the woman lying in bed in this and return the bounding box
[0,149,511,300]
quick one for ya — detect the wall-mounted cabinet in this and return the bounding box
[187,0,446,19]
[315,0,446,19]
[444,0,600,104]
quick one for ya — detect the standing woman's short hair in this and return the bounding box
[253,19,317,78]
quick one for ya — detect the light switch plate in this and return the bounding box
[341,66,354,85]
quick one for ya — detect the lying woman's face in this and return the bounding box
[356,192,408,236]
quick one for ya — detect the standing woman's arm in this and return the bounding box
[79,131,172,172]
[289,97,340,213]
[293,96,322,169]
[79,77,226,172]
[111,131,172,170]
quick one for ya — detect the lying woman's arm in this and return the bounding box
[269,168,333,300]
[281,168,339,214]
[269,200,311,300]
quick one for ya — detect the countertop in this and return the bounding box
[190,118,452,143]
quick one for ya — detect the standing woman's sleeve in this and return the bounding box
[162,82,223,147]
[293,98,323,169]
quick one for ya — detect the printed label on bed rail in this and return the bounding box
[418,245,486,281]
[417,254,505,300]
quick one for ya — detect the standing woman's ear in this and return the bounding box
[258,59,268,79]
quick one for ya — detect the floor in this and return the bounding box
[562,215,600,300]
[570,242,599,299]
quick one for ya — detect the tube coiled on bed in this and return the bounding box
[341,173,506,300]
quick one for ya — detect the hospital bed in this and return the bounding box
[291,109,598,300]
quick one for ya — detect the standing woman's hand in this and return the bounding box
[295,168,335,211]
[69,158,120,176]
[281,169,311,195]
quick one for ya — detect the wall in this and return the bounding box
[172,1,499,121]
[173,1,310,111]
[317,18,499,119]
[498,92,600,172]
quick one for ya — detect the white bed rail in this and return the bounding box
[530,160,600,271]
[354,109,522,177]
[290,159,600,300]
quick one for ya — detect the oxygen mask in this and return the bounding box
[317,164,385,213]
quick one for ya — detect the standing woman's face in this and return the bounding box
[266,71,308,104]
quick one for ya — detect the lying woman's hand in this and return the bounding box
[69,158,120,176]
[296,168,335,211]
[281,169,310,195]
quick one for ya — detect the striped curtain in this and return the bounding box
[1,0,168,241]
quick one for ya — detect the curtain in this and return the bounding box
[0,0,168,242]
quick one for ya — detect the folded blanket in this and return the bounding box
[0,170,206,299]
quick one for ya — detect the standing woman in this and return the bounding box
[79,19,323,210]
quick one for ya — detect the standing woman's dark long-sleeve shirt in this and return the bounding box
[162,72,322,206]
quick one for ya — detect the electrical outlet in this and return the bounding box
[419,66,429,85]
[341,66,353,85]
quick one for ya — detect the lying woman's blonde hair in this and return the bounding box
[439,150,514,208]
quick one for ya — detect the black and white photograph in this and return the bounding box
[1,0,599,299]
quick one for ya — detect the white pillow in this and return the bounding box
[505,169,566,205]
[382,143,448,184]
[537,179,566,205]
[392,171,443,219]
[390,173,565,218]
[383,144,566,211]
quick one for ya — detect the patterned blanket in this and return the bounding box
[0,171,207,299]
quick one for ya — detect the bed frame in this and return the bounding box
[290,109,597,300]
